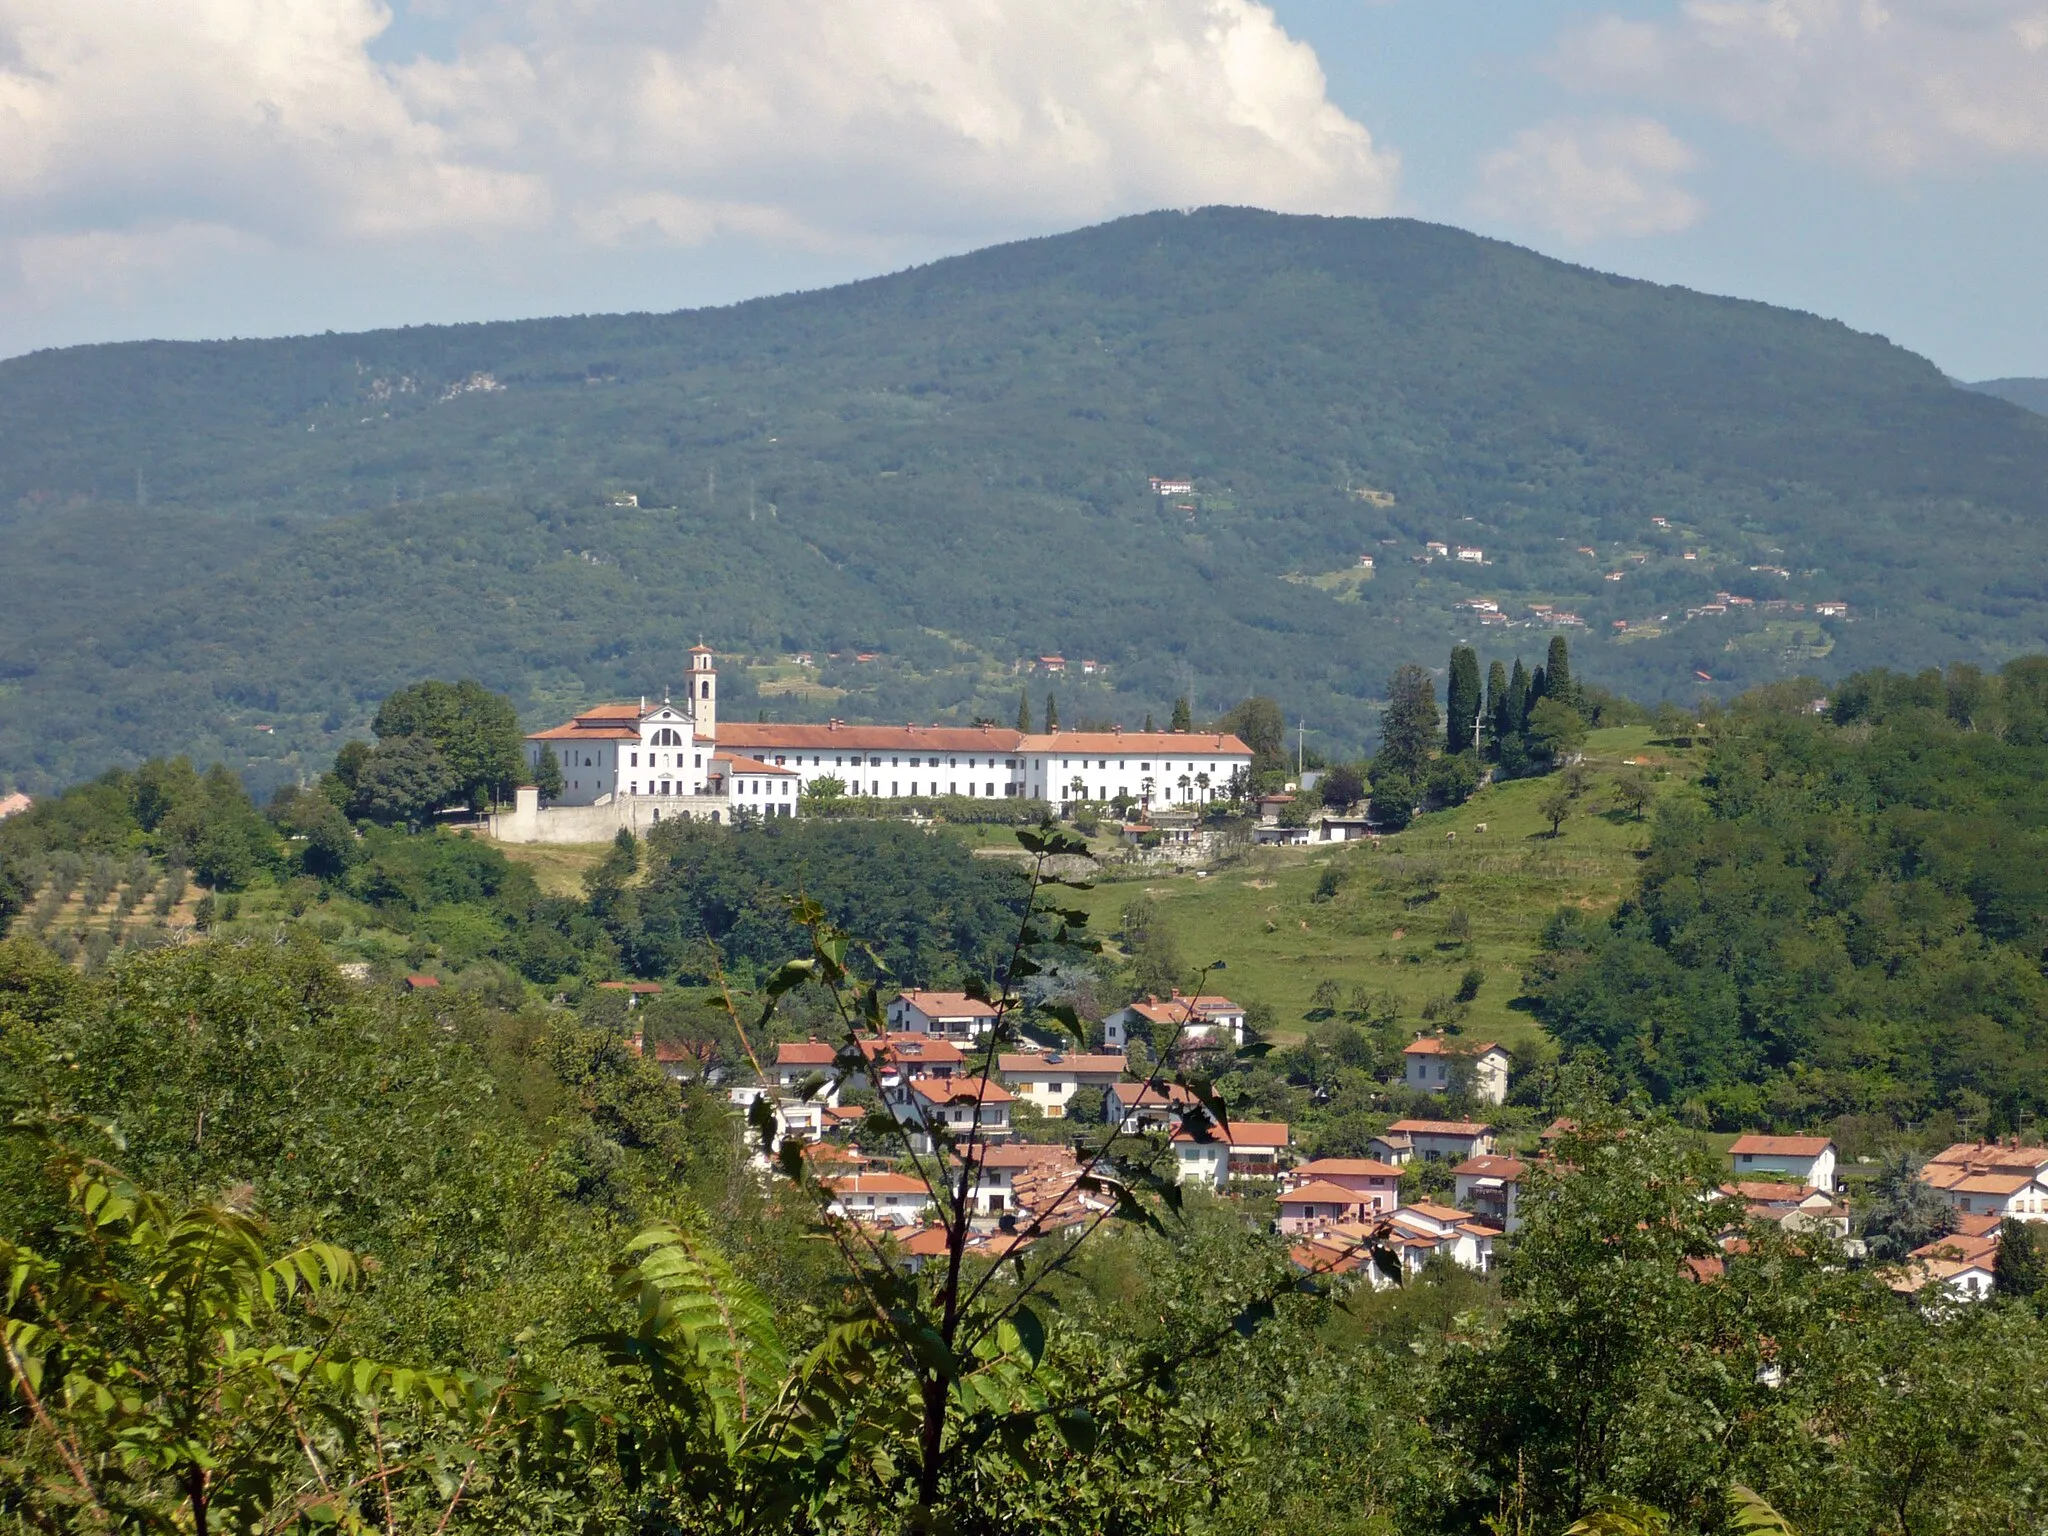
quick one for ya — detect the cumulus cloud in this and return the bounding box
[1473,115,1704,242]
[1551,0,2048,174]
[0,0,1397,341]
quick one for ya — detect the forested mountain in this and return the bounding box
[6,206,2048,793]
[1965,377,2048,416]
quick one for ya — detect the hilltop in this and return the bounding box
[5,207,2048,792]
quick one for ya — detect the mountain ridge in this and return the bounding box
[3,207,2046,795]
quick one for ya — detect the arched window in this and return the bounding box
[651,727,683,746]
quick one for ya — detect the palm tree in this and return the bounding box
[1140,776,1156,812]
[1195,771,1211,803]
[1069,774,1087,806]
[1177,773,1192,803]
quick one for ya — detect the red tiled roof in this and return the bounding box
[1453,1155,1525,1179]
[776,1042,838,1067]
[909,1076,1014,1105]
[1388,1118,1493,1136]
[715,724,1025,752]
[715,755,797,776]
[1404,1037,1503,1056]
[1278,1180,1371,1207]
[404,974,439,989]
[1174,1119,1289,1148]
[854,1034,965,1066]
[528,723,640,740]
[1729,1135,1834,1156]
[1018,731,1251,755]
[1293,1157,1403,1178]
[895,990,1001,1019]
[830,1172,930,1196]
[996,1053,1126,1075]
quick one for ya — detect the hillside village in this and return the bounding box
[622,978,2034,1308]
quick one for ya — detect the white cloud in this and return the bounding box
[1552,0,2048,174]
[0,0,1397,341]
[1473,116,1704,242]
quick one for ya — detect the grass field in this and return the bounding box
[1054,728,1700,1046]
[479,728,1698,1045]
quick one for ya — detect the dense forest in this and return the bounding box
[1535,657,2048,1134]
[7,208,2048,793]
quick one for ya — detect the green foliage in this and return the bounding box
[1447,646,1481,755]
[1994,1217,2047,1299]
[625,818,1026,985]
[534,740,566,800]
[1533,677,2048,1121]
[373,678,525,811]
[1376,664,1439,784]
[1221,696,1287,775]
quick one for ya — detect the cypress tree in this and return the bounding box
[1485,660,1509,760]
[1045,693,1059,731]
[1143,713,1157,733]
[1447,646,1482,755]
[1528,665,1548,721]
[1170,695,1193,732]
[1506,659,1531,735]
[1546,634,1576,710]
[1996,1217,2047,1299]
[1376,664,1440,782]
[1017,688,1032,733]
[534,742,565,801]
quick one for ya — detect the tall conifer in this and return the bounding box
[1485,660,1509,759]
[1447,646,1482,754]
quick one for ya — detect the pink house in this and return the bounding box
[1286,1157,1402,1213]
[1276,1181,1375,1233]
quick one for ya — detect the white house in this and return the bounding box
[1371,1119,1496,1165]
[1919,1143,2048,1221]
[771,1041,840,1103]
[1101,993,1246,1053]
[1105,1080,1197,1134]
[825,1172,933,1226]
[847,1033,964,1094]
[1452,1155,1526,1233]
[523,645,722,809]
[1171,1119,1289,1189]
[891,1077,1014,1154]
[725,1084,827,1145]
[1727,1135,1837,1191]
[1384,1203,1498,1276]
[888,991,1001,1042]
[1402,1038,1510,1105]
[995,1052,1126,1118]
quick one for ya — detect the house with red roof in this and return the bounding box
[826,1171,933,1227]
[995,1052,1127,1117]
[888,990,1001,1042]
[1371,1119,1496,1165]
[1452,1155,1527,1232]
[1101,992,1246,1053]
[1402,1036,1510,1105]
[1172,1117,1290,1189]
[1918,1142,2048,1221]
[1285,1157,1402,1213]
[891,1076,1013,1154]
[1727,1134,1837,1191]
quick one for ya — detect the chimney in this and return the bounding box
[1112,723,1123,736]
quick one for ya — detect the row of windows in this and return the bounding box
[768,754,1019,770]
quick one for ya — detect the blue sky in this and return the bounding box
[2,0,2044,378]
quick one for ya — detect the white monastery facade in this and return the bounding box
[491,646,1253,843]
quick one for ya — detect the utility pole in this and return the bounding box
[1297,720,1306,780]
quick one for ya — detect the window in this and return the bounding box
[630,752,639,766]
[630,782,638,795]
[869,756,882,767]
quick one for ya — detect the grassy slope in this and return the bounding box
[480,728,1695,1040]
[1063,728,1698,1045]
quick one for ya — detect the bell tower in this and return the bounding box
[689,644,717,741]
